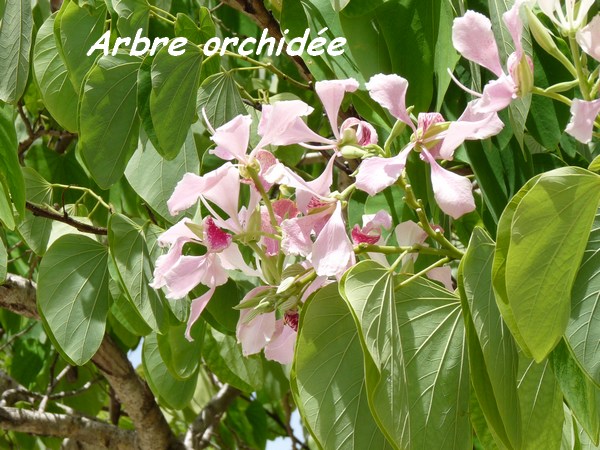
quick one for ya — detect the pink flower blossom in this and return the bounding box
[356,75,492,218]
[565,98,600,144]
[576,15,600,62]
[452,1,531,113]
[351,210,392,244]
[340,117,378,146]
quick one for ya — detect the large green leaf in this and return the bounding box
[502,168,600,361]
[79,53,141,189]
[566,208,600,386]
[340,260,408,448]
[32,14,78,132]
[57,1,106,93]
[37,234,109,365]
[292,283,393,449]
[0,105,26,225]
[111,0,149,38]
[108,214,168,333]
[150,42,203,159]
[142,332,196,409]
[157,321,203,380]
[395,276,472,450]
[197,72,247,129]
[280,0,364,82]
[125,131,199,222]
[203,326,263,393]
[0,0,32,102]
[459,227,521,449]
[549,340,600,445]
[517,356,564,450]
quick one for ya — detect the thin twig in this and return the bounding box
[25,201,108,235]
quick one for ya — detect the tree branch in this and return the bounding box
[0,274,182,450]
[0,406,135,450]
[184,384,241,449]
[25,201,108,236]
[219,0,314,83]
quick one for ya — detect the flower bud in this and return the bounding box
[525,7,577,73]
[508,53,534,97]
[340,145,367,160]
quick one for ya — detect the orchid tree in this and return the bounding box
[0,0,599,449]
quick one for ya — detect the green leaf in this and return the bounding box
[142,332,196,409]
[549,340,600,445]
[157,322,203,380]
[125,130,200,222]
[37,234,109,365]
[111,0,149,38]
[0,105,26,224]
[292,283,394,449]
[502,167,600,361]
[150,42,203,159]
[32,14,78,132]
[517,356,564,450]
[57,1,107,93]
[197,72,247,129]
[108,214,168,333]
[330,0,350,12]
[395,276,472,450]
[459,227,521,449]
[203,326,263,392]
[566,207,600,386]
[340,260,408,447]
[79,53,141,189]
[434,0,460,111]
[17,167,54,255]
[0,0,32,102]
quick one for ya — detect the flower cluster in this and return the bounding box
[151,0,598,365]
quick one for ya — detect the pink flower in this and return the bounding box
[537,0,596,33]
[356,75,492,218]
[452,2,531,113]
[576,15,600,62]
[351,210,392,245]
[256,100,331,149]
[235,287,297,364]
[340,117,378,146]
[167,163,241,230]
[261,199,300,256]
[151,216,261,341]
[565,98,600,144]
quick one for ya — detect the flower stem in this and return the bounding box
[569,35,591,100]
[397,174,463,259]
[395,257,450,289]
[354,243,456,257]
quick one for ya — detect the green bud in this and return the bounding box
[338,127,358,146]
[525,7,577,75]
[515,54,534,97]
[340,145,367,160]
